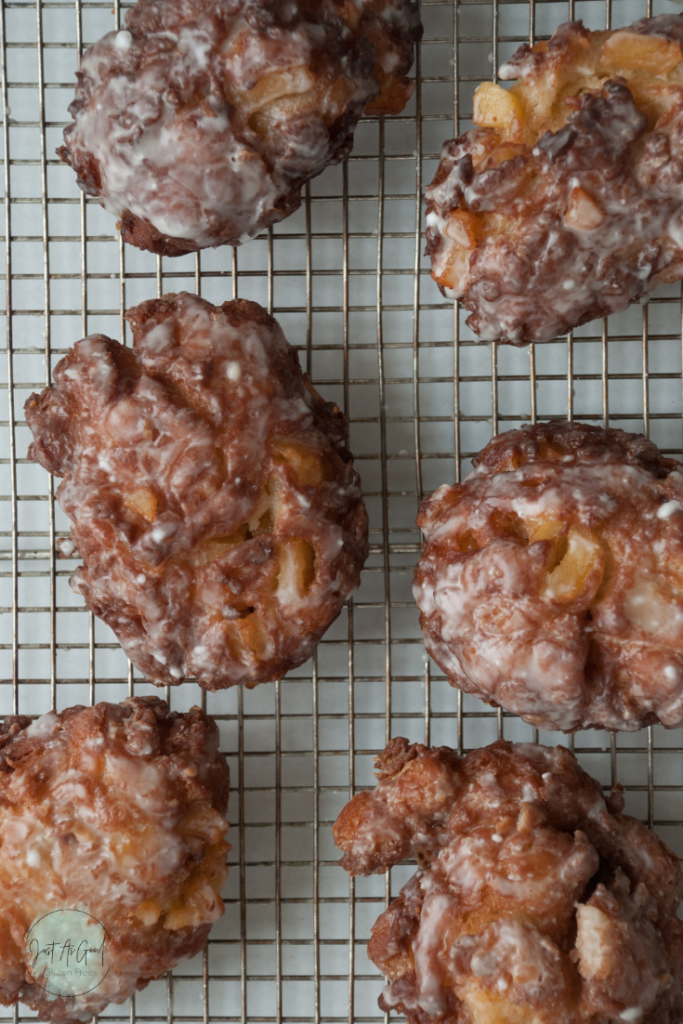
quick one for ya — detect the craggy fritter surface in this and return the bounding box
[334,737,683,1024]
[426,15,683,344]
[0,697,229,1024]
[413,420,683,732]
[25,292,369,690]
[59,0,421,256]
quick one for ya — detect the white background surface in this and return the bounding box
[2,0,683,1020]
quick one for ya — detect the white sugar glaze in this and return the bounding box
[425,16,683,345]
[0,698,230,1024]
[61,0,421,251]
[334,737,683,1024]
[25,293,369,691]
[415,423,683,731]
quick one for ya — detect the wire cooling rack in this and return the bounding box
[3,0,683,1021]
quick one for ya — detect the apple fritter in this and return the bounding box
[414,420,683,732]
[25,292,369,690]
[426,14,683,344]
[59,0,421,256]
[334,737,683,1024]
[0,697,229,1024]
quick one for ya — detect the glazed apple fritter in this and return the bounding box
[59,0,422,256]
[0,697,229,1024]
[426,14,683,344]
[334,737,683,1024]
[414,420,683,732]
[25,292,369,690]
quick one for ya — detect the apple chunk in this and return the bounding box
[473,82,523,132]
[445,211,478,248]
[272,437,325,487]
[124,486,157,522]
[600,30,682,75]
[543,526,605,602]
[564,187,605,231]
[277,538,316,603]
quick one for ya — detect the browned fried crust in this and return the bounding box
[59,0,422,256]
[113,185,305,258]
[334,738,683,1024]
[25,292,369,690]
[425,15,683,344]
[0,697,229,1024]
[473,419,678,478]
[413,420,683,732]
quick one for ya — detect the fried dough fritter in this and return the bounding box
[25,292,369,690]
[413,420,683,733]
[0,697,229,1024]
[334,737,683,1024]
[426,15,683,345]
[58,0,421,256]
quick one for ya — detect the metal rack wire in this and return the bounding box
[2,0,683,1021]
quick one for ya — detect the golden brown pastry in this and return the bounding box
[58,0,421,256]
[25,292,369,690]
[334,737,683,1024]
[413,420,683,732]
[426,15,683,344]
[0,697,229,1024]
